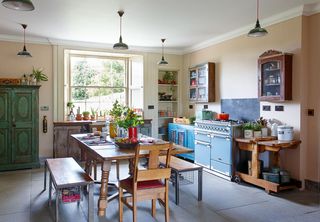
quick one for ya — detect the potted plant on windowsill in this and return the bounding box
[82,111,90,120]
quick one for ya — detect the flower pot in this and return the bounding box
[128,127,138,139]
[90,115,95,120]
[244,129,253,139]
[261,127,268,137]
[75,114,82,121]
[253,131,262,138]
[83,115,90,120]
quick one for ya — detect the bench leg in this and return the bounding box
[174,170,179,205]
[43,161,47,191]
[49,175,52,206]
[198,169,203,201]
[88,184,94,222]
[55,189,60,222]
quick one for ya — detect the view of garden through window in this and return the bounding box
[70,56,127,114]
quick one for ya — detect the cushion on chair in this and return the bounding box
[120,177,164,189]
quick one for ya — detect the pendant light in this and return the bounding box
[17,24,32,57]
[113,10,128,50]
[248,0,268,37]
[2,0,35,11]
[158,38,168,65]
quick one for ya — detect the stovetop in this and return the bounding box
[195,119,242,126]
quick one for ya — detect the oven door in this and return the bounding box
[210,134,232,164]
[195,140,211,168]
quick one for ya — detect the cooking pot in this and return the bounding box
[217,112,229,121]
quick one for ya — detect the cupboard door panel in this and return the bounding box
[0,129,10,164]
[53,127,69,158]
[67,127,81,161]
[12,128,33,163]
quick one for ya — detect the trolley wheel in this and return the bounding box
[234,175,242,184]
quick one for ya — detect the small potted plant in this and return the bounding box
[253,123,262,138]
[163,71,175,84]
[108,100,124,138]
[243,122,254,139]
[257,117,268,137]
[82,111,90,120]
[30,67,48,85]
[66,102,75,121]
[90,108,97,120]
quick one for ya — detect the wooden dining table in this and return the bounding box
[71,134,192,217]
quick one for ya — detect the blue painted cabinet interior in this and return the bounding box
[168,123,194,161]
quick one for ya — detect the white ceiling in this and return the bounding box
[0,0,320,53]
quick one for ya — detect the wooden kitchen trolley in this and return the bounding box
[234,138,301,193]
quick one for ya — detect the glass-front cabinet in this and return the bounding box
[189,62,215,103]
[258,50,292,101]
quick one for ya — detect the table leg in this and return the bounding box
[251,143,259,178]
[174,171,179,205]
[272,152,280,168]
[43,161,47,191]
[98,160,111,216]
[198,168,203,201]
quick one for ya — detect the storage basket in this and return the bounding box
[170,171,194,186]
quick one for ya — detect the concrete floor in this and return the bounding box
[0,163,319,222]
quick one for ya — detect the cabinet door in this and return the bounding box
[195,141,211,168]
[67,126,81,161]
[53,126,68,158]
[211,135,232,164]
[0,90,11,165]
[11,90,36,164]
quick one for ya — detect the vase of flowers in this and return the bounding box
[116,107,144,140]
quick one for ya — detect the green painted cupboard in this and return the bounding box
[0,85,40,171]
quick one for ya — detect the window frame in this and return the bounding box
[67,53,129,111]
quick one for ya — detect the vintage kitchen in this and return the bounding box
[0,0,319,222]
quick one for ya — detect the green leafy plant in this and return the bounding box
[31,67,48,82]
[82,111,90,116]
[252,123,262,131]
[242,122,254,130]
[116,107,144,129]
[189,116,196,125]
[163,71,175,84]
[109,100,124,122]
[91,107,98,116]
[67,102,74,109]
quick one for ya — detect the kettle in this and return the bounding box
[271,123,278,137]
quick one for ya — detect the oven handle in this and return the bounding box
[212,134,231,140]
[194,131,211,138]
[195,140,211,148]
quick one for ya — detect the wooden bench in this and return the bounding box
[43,157,94,222]
[159,156,203,205]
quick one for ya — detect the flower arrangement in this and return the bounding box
[116,107,144,129]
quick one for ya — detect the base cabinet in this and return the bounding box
[0,85,40,171]
[53,124,82,161]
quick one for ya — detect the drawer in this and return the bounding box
[195,141,211,168]
[194,130,211,143]
[211,160,232,177]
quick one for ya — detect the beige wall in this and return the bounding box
[304,13,320,181]
[0,41,53,158]
[183,17,305,180]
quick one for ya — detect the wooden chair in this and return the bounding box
[118,143,172,222]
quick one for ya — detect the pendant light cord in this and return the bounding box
[257,0,259,20]
[120,15,122,37]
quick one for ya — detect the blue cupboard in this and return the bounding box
[168,123,195,161]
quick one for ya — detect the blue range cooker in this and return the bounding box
[194,120,242,179]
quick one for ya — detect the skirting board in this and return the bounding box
[305,179,320,192]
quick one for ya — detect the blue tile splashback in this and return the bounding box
[221,98,260,122]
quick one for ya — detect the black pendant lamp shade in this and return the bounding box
[248,0,268,37]
[18,24,32,57]
[158,38,168,65]
[113,10,128,50]
[2,0,35,11]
